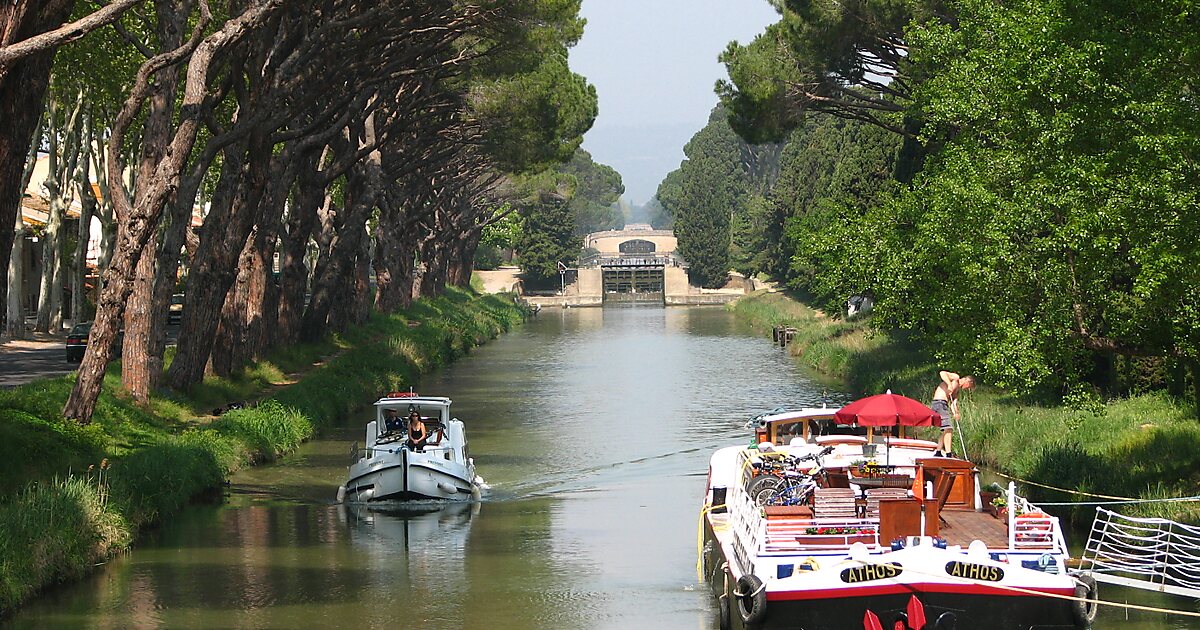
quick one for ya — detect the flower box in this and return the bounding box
[794,533,876,547]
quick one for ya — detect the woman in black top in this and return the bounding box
[407,411,428,451]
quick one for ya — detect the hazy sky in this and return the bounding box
[570,0,780,206]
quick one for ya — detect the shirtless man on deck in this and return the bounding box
[931,371,976,457]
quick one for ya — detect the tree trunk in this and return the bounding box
[209,251,247,377]
[241,163,293,361]
[302,125,382,342]
[212,152,293,373]
[372,190,422,313]
[72,113,96,324]
[120,0,189,402]
[167,142,258,389]
[330,231,371,332]
[36,93,78,334]
[65,0,285,422]
[243,224,281,360]
[0,0,74,335]
[351,234,371,324]
[122,231,159,402]
[36,187,66,333]
[276,151,324,346]
[446,229,481,288]
[419,236,449,298]
[303,190,373,340]
[6,212,26,339]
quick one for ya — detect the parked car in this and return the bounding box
[65,323,91,362]
[65,322,124,363]
[168,293,185,324]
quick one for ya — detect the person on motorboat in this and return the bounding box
[382,408,402,434]
[407,411,429,451]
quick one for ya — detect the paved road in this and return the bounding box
[0,337,73,388]
[0,326,179,389]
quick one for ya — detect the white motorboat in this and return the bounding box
[338,392,482,503]
[700,405,1098,630]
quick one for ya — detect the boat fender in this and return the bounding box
[437,482,459,493]
[733,574,768,625]
[718,593,732,630]
[335,485,346,503]
[1071,574,1099,628]
[934,612,958,630]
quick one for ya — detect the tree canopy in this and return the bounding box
[706,0,1200,406]
[0,0,600,422]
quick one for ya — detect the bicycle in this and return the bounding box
[753,446,834,507]
[745,453,802,497]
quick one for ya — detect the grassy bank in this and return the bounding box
[0,288,527,615]
[730,291,1200,524]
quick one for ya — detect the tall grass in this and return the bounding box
[0,288,528,614]
[731,291,1200,523]
[0,474,129,609]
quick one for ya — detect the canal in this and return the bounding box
[7,307,1197,628]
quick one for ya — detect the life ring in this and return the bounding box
[734,574,768,625]
[1072,574,1099,627]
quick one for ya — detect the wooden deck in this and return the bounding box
[941,510,1009,548]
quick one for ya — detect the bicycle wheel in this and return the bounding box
[778,482,816,506]
[746,475,782,499]
[754,486,783,506]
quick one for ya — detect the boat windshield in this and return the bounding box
[379,403,447,423]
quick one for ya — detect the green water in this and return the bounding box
[6,307,1198,628]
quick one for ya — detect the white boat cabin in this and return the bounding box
[365,393,469,464]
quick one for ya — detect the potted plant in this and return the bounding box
[980,482,1004,516]
[991,495,1008,519]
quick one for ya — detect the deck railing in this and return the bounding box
[1006,482,1069,552]
[1081,507,1200,598]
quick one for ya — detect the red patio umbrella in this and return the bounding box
[835,392,939,468]
[834,392,937,428]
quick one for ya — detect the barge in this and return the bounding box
[700,404,1097,630]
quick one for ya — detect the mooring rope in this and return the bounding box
[696,502,726,580]
[988,470,1200,505]
[1033,495,1200,506]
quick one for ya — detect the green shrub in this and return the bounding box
[209,401,311,462]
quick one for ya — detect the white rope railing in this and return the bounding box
[1082,507,1200,597]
